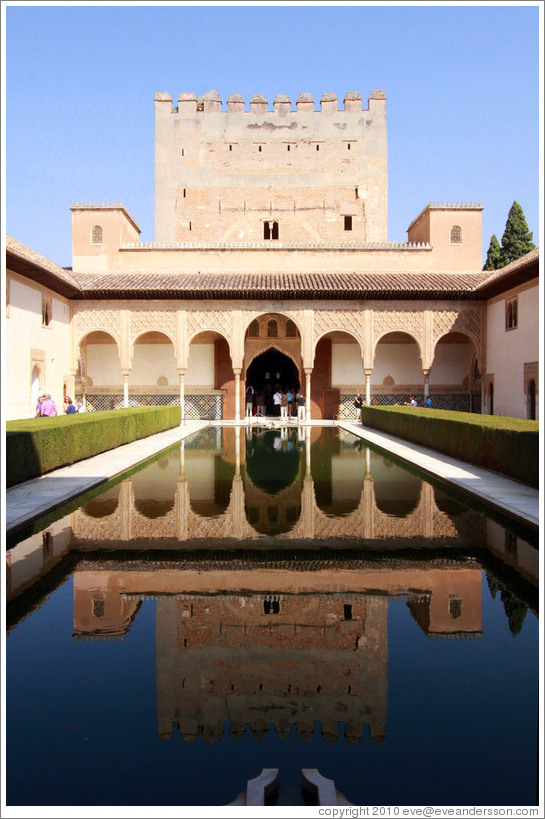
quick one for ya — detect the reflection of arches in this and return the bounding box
[245,430,300,496]
[369,452,421,517]
[132,451,180,519]
[83,484,121,518]
[187,453,236,517]
[433,487,470,518]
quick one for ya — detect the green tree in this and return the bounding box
[500,201,535,266]
[483,234,502,270]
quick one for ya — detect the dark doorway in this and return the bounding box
[528,379,536,420]
[246,349,300,415]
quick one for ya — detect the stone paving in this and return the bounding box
[5,419,539,535]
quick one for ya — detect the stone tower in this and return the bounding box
[154,89,388,244]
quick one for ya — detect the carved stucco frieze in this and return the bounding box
[313,309,365,347]
[372,309,426,354]
[186,309,233,342]
[129,310,177,348]
[432,308,483,363]
[73,307,123,352]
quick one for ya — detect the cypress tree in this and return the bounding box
[483,234,502,270]
[500,201,535,266]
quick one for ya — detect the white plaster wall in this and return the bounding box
[486,284,539,418]
[8,514,73,597]
[372,343,422,384]
[186,343,214,387]
[331,342,364,386]
[6,275,71,419]
[86,343,122,386]
[430,343,472,385]
[129,344,178,386]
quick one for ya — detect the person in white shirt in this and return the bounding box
[273,389,282,417]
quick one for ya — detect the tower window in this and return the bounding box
[91,225,103,245]
[267,319,278,337]
[316,144,320,151]
[264,221,279,240]
[450,225,462,244]
[92,598,105,618]
[344,215,353,231]
[183,188,186,198]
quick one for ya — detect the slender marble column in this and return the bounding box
[364,369,372,405]
[122,370,130,408]
[178,369,186,423]
[234,369,241,422]
[305,369,312,422]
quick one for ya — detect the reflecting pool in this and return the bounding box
[6,427,539,807]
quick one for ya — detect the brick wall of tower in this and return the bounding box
[154,91,388,244]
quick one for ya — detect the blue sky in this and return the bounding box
[4,2,542,267]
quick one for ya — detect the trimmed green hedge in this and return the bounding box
[6,406,181,487]
[360,406,539,487]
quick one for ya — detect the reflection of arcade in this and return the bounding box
[70,560,484,744]
[68,427,487,546]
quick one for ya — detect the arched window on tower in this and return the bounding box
[267,319,278,337]
[248,319,259,337]
[91,225,103,245]
[450,225,462,244]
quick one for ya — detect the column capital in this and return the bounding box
[121,369,130,378]
[233,368,242,377]
[304,367,313,377]
[364,368,373,377]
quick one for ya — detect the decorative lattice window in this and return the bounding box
[91,225,103,244]
[248,319,259,337]
[505,297,518,330]
[41,295,52,327]
[267,319,278,337]
[450,225,462,244]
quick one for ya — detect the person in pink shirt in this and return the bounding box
[40,394,58,417]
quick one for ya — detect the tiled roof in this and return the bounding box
[477,247,539,288]
[6,236,80,296]
[70,269,491,300]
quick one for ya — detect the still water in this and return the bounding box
[6,427,539,807]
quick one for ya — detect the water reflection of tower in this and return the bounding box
[155,591,389,746]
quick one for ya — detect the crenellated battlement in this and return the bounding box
[154,89,386,115]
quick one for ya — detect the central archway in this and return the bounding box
[246,349,300,415]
